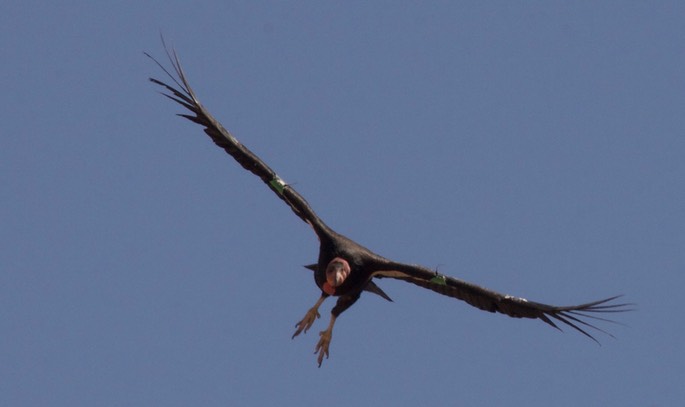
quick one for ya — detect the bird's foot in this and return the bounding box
[315,328,332,367]
[292,307,320,339]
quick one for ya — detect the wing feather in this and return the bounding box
[374,262,631,342]
[146,45,331,238]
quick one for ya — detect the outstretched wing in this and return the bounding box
[147,46,330,237]
[373,261,631,342]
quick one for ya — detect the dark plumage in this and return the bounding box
[147,45,631,367]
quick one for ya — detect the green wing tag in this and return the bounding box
[430,274,447,286]
[269,177,286,195]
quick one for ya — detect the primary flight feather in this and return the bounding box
[147,45,630,367]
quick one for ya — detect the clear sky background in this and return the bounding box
[2,2,683,406]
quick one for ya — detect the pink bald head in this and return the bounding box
[326,257,350,288]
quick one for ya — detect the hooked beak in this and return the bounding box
[326,257,350,287]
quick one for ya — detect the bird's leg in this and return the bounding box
[315,315,336,367]
[314,293,360,367]
[292,294,327,339]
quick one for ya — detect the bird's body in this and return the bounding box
[148,45,630,367]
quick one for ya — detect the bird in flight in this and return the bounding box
[147,45,630,367]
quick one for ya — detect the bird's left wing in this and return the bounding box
[373,261,631,342]
[146,46,329,236]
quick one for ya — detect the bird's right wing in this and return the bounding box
[147,45,330,237]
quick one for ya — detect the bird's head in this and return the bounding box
[323,257,350,295]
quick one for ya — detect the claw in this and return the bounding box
[315,329,332,367]
[292,307,320,339]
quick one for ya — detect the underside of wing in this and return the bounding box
[146,44,330,237]
[373,262,631,342]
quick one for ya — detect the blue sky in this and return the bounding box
[2,2,683,406]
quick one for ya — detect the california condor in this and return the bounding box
[147,46,630,367]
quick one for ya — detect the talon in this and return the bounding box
[292,307,321,339]
[315,329,332,367]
